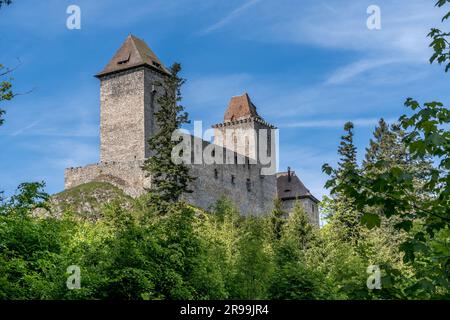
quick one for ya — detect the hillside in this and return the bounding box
[39,182,135,220]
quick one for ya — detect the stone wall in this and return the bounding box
[99,67,166,162]
[281,197,320,226]
[65,161,150,198]
[65,159,277,216]
[184,162,276,215]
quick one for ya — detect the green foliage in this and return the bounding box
[0,180,448,299]
[269,198,286,240]
[0,64,14,127]
[142,63,195,213]
[429,0,450,71]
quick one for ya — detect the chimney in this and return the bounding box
[288,167,291,182]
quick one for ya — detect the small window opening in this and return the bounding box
[117,53,131,65]
[231,175,235,184]
[246,179,251,192]
[214,168,218,179]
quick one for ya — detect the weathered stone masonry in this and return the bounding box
[64,34,320,224]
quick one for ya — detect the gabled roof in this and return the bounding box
[277,170,319,203]
[96,34,170,77]
[224,93,260,122]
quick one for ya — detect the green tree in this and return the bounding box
[0,0,13,127]
[142,63,195,213]
[284,201,314,251]
[321,1,450,296]
[230,217,272,299]
[323,122,362,241]
[269,198,286,240]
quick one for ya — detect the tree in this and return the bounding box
[142,63,195,213]
[284,201,314,251]
[321,0,450,296]
[230,217,272,299]
[269,198,286,240]
[322,122,362,241]
[429,0,450,72]
[0,0,13,126]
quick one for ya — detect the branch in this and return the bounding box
[0,58,22,77]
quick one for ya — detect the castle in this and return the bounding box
[64,35,320,225]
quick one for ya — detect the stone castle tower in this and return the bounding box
[96,35,169,162]
[64,35,320,224]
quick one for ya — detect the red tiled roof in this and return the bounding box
[224,93,260,122]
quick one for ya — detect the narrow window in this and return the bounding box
[246,179,251,192]
[117,52,131,65]
[231,175,235,184]
[214,168,218,179]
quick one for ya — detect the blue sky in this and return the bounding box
[0,0,448,199]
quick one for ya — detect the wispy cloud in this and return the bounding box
[326,58,397,84]
[10,119,41,136]
[199,0,262,35]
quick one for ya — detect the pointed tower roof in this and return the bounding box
[223,93,260,122]
[96,34,170,78]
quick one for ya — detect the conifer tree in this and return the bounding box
[284,201,314,251]
[270,198,286,240]
[323,122,362,241]
[142,63,195,212]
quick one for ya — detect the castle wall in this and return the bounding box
[65,159,277,216]
[281,197,320,226]
[99,67,165,162]
[184,163,276,215]
[213,118,274,161]
[65,161,150,198]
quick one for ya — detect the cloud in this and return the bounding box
[326,58,397,84]
[258,0,438,60]
[199,0,263,35]
[10,119,41,136]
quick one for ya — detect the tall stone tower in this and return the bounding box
[95,34,170,162]
[212,93,276,163]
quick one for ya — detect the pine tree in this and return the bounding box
[284,201,314,251]
[338,122,358,177]
[142,63,195,213]
[364,118,398,167]
[323,122,361,242]
[363,119,433,203]
[270,198,286,240]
